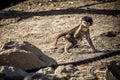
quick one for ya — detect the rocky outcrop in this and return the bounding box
[0,49,46,70]
[2,41,43,56]
[0,41,57,70]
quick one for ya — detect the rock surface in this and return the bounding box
[0,41,57,70]
[0,49,46,70]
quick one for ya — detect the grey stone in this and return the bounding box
[0,66,27,80]
[0,49,46,70]
[84,73,97,80]
[37,67,54,75]
[0,41,57,70]
[55,65,77,78]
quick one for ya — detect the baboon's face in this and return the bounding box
[81,20,90,27]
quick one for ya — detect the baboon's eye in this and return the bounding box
[87,22,89,25]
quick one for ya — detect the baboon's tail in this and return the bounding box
[53,32,67,47]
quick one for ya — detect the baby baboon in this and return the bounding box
[52,16,99,54]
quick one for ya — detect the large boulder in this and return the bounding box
[0,41,57,70]
[0,49,46,70]
[2,41,44,56]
